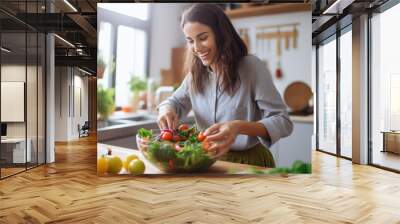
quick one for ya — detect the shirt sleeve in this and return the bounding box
[157,74,192,120]
[251,57,293,147]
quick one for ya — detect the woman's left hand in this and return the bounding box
[204,121,240,158]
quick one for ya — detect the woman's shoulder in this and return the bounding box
[239,54,264,68]
[238,54,268,79]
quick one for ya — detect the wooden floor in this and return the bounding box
[1,163,45,178]
[1,167,26,178]
[0,135,400,223]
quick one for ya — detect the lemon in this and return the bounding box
[97,155,108,175]
[128,159,145,175]
[107,155,123,174]
[123,154,139,171]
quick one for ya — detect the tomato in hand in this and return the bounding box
[172,135,181,142]
[161,131,173,141]
[197,132,206,142]
[178,124,189,131]
[202,140,210,152]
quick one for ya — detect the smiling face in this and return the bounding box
[183,22,218,67]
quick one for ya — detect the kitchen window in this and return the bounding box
[370,2,400,172]
[98,22,112,89]
[115,26,147,107]
[97,3,151,108]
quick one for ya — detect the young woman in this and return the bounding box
[157,4,293,167]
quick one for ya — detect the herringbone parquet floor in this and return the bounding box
[0,134,399,223]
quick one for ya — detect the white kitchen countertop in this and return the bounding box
[289,115,313,123]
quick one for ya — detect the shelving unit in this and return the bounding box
[225,3,311,19]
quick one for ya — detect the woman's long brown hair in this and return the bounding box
[181,4,248,95]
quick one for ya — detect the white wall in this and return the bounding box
[1,65,38,137]
[72,73,89,138]
[232,11,312,96]
[148,3,191,81]
[1,65,26,139]
[55,67,68,141]
[55,67,89,141]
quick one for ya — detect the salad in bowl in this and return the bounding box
[136,124,217,173]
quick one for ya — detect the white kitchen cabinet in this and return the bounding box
[270,116,313,167]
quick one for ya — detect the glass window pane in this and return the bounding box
[340,30,352,158]
[371,3,400,171]
[318,37,337,155]
[98,22,112,88]
[98,3,149,21]
[115,26,146,107]
[1,31,27,177]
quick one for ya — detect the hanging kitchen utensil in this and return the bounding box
[293,25,298,49]
[275,29,283,79]
[276,60,283,79]
[284,31,290,50]
[284,81,313,113]
[276,29,281,57]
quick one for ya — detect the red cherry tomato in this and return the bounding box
[168,160,174,169]
[197,132,206,142]
[178,124,189,131]
[172,135,181,142]
[161,132,173,141]
[202,140,210,151]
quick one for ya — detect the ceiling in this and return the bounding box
[311,0,390,44]
[0,0,98,74]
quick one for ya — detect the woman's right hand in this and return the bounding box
[157,109,178,130]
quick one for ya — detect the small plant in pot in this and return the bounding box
[97,84,115,122]
[128,76,147,112]
[97,56,106,79]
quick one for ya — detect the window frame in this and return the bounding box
[315,22,353,161]
[97,4,152,101]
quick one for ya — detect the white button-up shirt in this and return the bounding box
[158,55,293,151]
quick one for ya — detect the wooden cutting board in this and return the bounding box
[284,81,312,112]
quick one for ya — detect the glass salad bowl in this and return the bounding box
[135,127,217,173]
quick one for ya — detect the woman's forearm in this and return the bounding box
[231,120,270,139]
